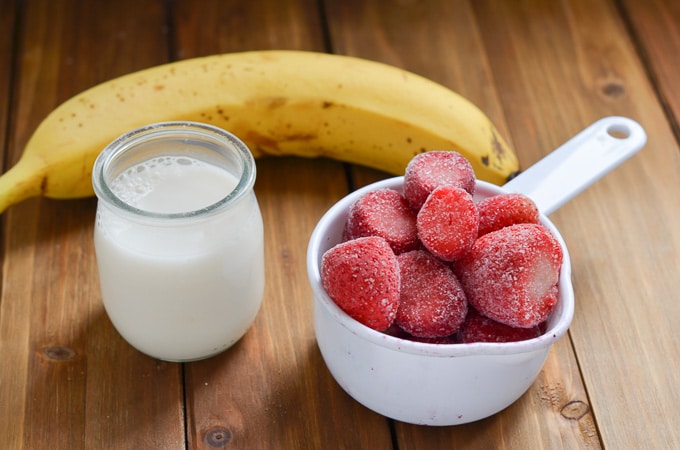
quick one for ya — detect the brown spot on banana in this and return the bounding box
[280,133,317,143]
[492,132,503,157]
[245,131,279,155]
[266,97,288,108]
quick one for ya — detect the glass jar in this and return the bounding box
[92,122,264,362]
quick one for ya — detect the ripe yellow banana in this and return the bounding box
[0,50,519,213]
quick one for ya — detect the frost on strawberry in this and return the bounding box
[321,236,400,331]
[457,308,543,343]
[477,193,540,236]
[395,250,468,338]
[343,188,419,254]
[383,323,458,344]
[416,186,479,261]
[404,150,476,210]
[454,223,563,328]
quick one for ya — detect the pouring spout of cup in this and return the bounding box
[502,116,647,216]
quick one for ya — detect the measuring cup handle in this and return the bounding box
[501,116,647,215]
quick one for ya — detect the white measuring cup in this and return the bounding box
[307,116,646,426]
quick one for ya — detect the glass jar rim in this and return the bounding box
[92,121,256,221]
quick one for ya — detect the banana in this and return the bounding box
[0,50,519,213]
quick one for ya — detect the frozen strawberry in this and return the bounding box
[395,250,468,338]
[454,223,562,328]
[457,308,543,343]
[343,189,419,254]
[403,151,476,210]
[383,323,458,344]
[321,236,400,331]
[477,193,540,236]
[416,186,479,261]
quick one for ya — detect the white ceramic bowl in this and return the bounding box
[307,177,574,426]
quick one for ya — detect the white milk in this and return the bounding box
[94,156,264,361]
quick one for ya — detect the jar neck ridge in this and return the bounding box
[92,122,256,221]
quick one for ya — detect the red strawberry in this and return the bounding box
[383,323,458,344]
[454,223,562,328]
[343,188,419,254]
[416,186,479,261]
[395,250,468,338]
[321,236,400,331]
[477,193,540,236]
[404,151,476,210]
[457,308,543,343]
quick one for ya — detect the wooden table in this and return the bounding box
[1,0,679,448]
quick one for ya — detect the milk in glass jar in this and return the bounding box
[92,122,264,362]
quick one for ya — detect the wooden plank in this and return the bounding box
[471,0,680,448]
[0,0,14,170]
[169,0,328,57]
[0,0,185,448]
[0,10,25,446]
[620,0,680,131]
[170,0,396,447]
[324,0,598,447]
[324,0,512,143]
[0,4,30,434]
[185,158,396,449]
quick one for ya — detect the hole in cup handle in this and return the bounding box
[502,116,647,216]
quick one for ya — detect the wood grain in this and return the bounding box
[475,0,679,448]
[1,0,679,448]
[170,0,394,447]
[0,0,13,176]
[0,5,17,419]
[1,0,183,448]
[621,0,680,132]
[325,1,599,448]
[473,1,680,448]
